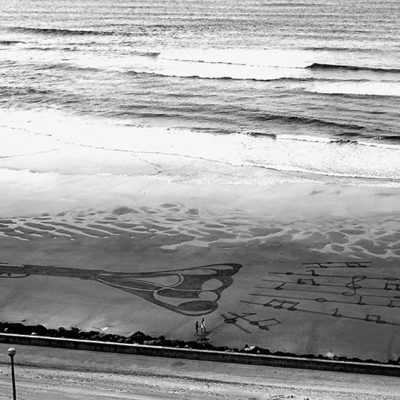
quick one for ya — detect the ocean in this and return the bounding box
[1,0,400,185]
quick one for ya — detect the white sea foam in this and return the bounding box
[0,47,309,80]
[4,46,400,90]
[158,49,314,68]
[1,109,400,185]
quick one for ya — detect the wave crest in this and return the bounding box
[257,113,365,131]
[1,109,400,184]
[306,63,400,74]
[0,40,22,45]
[9,27,112,36]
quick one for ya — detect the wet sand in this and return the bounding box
[0,343,399,400]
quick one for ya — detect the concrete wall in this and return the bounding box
[1,333,399,376]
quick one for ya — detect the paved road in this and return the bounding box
[0,343,399,399]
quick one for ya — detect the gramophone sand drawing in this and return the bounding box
[0,261,242,316]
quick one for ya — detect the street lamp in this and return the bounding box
[7,348,17,400]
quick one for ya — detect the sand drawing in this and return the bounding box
[0,262,242,316]
[242,298,400,327]
[385,282,400,291]
[302,261,372,269]
[220,311,281,334]
[242,261,400,328]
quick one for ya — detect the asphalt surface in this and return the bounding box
[0,343,399,399]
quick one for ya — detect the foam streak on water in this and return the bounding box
[0,0,399,184]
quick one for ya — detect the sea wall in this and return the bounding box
[1,333,400,377]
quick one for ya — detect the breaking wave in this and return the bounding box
[9,27,112,36]
[256,113,365,131]
[126,70,374,86]
[302,46,385,53]
[1,109,400,184]
[0,40,22,46]
[306,63,400,74]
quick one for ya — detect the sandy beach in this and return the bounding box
[1,128,400,361]
[1,343,399,400]
[1,149,400,361]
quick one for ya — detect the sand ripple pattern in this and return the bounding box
[0,204,399,259]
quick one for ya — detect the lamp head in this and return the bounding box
[7,348,16,357]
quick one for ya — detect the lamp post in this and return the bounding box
[7,347,17,400]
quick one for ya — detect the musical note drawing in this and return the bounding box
[365,314,386,324]
[249,318,281,331]
[220,312,255,334]
[302,262,334,269]
[357,296,366,305]
[222,312,281,332]
[249,291,395,309]
[264,299,299,311]
[271,270,400,283]
[297,278,320,286]
[384,282,400,291]
[387,299,400,308]
[302,261,371,269]
[259,279,400,301]
[242,299,399,327]
[344,262,371,268]
[245,258,400,328]
[0,262,242,316]
[271,270,320,277]
[342,275,366,296]
[275,282,286,290]
[315,297,328,303]
[331,307,342,317]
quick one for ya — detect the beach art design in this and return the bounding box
[243,261,400,327]
[0,262,242,316]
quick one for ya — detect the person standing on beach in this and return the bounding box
[200,318,206,334]
[195,321,199,336]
